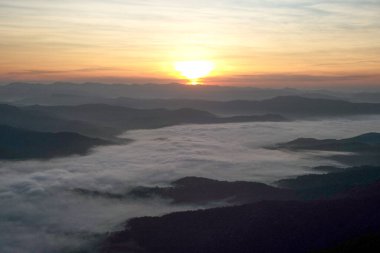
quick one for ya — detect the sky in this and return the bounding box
[0,0,379,87]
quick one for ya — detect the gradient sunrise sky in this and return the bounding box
[0,0,379,87]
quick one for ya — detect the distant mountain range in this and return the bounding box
[101,96,380,117]
[2,82,380,106]
[2,83,380,118]
[14,94,380,118]
[0,82,346,103]
[0,125,110,160]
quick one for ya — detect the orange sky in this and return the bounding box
[0,0,379,87]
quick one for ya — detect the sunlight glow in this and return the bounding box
[174,60,215,85]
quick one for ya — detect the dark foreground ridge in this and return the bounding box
[100,166,380,253]
[0,125,110,160]
[102,187,380,253]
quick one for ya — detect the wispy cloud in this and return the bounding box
[6,67,121,76]
[0,0,379,86]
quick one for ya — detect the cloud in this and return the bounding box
[2,72,379,89]
[0,0,379,82]
[6,67,121,76]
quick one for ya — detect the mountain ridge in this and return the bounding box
[0,125,111,160]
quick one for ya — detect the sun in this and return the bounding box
[174,60,215,85]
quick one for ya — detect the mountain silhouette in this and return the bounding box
[0,125,110,160]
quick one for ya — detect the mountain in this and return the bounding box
[76,96,380,117]
[75,177,295,205]
[246,96,380,116]
[24,104,288,133]
[275,133,380,153]
[100,164,380,253]
[0,103,288,140]
[3,82,380,118]
[0,125,110,160]
[0,82,344,103]
[75,166,380,204]
[0,104,118,139]
[101,182,380,253]
[7,82,380,104]
[277,166,380,199]
[129,177,295,205]
[350,92,380,103]
[274,133,380,167]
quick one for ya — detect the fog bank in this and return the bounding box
[1,116,380,252]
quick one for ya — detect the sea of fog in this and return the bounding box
[1,116,380,253]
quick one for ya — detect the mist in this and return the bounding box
[1,116,380,252]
